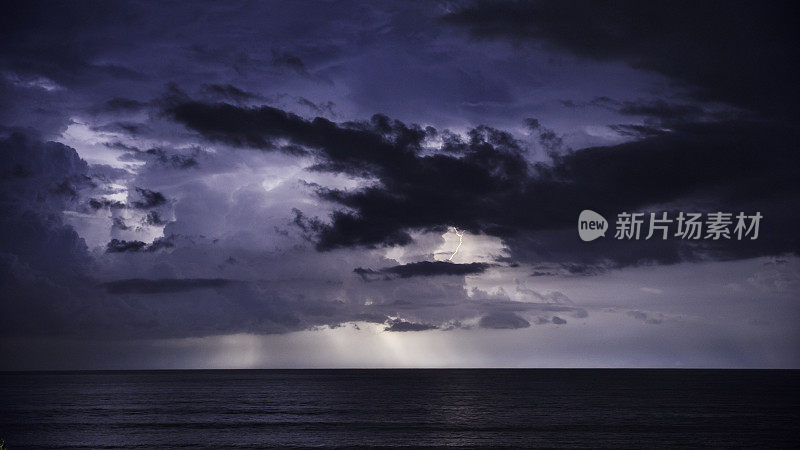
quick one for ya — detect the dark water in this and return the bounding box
[0,370,797,448]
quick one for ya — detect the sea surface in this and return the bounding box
[0,369,797,448]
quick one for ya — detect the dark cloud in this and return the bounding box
[89,198,126,210]
[384,318,438,332]
[169,99,800,266]
[106,239,147,253]
[105,237,173,253]
[167,101,526,248]
[355,261,490,280]
[551,316,566,325]
[562,97,708,124]
[166,102,318,155]
[131,187,167,209]
[144,211,166,226]
[111,144,200,170]
[101,278,237,294]
[478,312,530,329]
[0,132,90,274]
[0,1,152,100]
[503,120,800,265]
[616,100,706,122]
[141,148,199,169]
[443,0,800,121]
[525,118,564,152]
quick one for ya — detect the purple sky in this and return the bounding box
[1,0,798,369]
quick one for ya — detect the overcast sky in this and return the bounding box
[1,0,798,369]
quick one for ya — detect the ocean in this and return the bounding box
[1,369,797,448]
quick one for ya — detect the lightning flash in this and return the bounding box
[448,228,465,261]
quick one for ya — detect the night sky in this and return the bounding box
[1,0,798,369]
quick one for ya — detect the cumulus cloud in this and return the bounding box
[0,132,91,274]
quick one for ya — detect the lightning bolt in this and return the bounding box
[448,228,464,261]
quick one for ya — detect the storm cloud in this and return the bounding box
[443,0,800,121]
[168,100,800,266]
[1,1,798,369]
